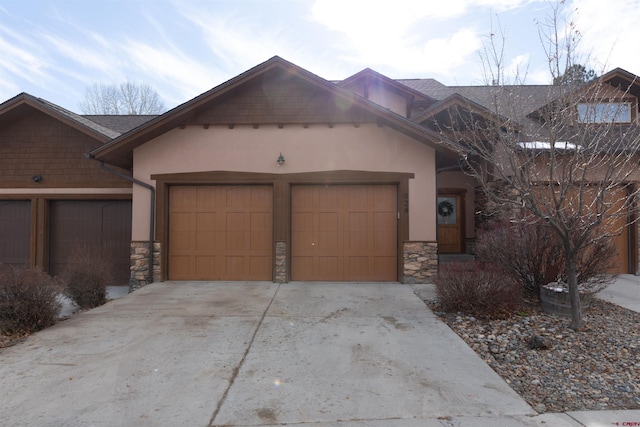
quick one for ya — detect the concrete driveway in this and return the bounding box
[1,282,581,426]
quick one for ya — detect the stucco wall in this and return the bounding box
[367,86,408,116]
[131,123,437,242]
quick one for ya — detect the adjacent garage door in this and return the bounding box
[50,200,132,285]
[292,185,397,281]
[169,186,273,280]
[0,201,31,266]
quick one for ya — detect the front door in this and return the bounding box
[437,194,464,253]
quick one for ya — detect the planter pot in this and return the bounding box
[540,286,592,317]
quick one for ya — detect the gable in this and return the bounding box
[0,109,130,188]
[186,68,375,126]
[91,56,453,170]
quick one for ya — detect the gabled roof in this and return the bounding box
[85,115,157,134]
[339,68,437,104]
[91,56,454,169]
[599,67,640,99]
[0,93,120,141]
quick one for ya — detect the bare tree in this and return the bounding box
[439,3,640,329]
[79,81,166,115]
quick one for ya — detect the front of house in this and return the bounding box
[1,57,638,288]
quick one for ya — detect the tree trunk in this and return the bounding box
[566,254,583,330]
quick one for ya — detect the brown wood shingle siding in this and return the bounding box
[0,111,132,188]
[187,71,374,125]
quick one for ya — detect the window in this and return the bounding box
[577,102,632,123]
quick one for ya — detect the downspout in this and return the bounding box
[86,155,155,283]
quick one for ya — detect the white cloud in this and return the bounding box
[42,34,121,75]
[121,40,225,105]
[569,0,640,73]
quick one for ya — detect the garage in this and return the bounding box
[49,200,132,284]
[0,200,31,266]
[291,185,397,281]
[168,185,273,280]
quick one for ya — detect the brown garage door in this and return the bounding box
[0,201,31,266]
[602,187,630,274]
[292,185,397,281]
[169,186,273,280]
[50,200,132,285]
[537,185,630,274]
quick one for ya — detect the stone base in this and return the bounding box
[403,241,438,284]
[275,241,286,284]
[129,241,161,291]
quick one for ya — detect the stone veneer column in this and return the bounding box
[129,241,161,291]
[403,241,438,283]
[275,241,287,283]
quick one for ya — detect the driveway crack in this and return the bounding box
[207,284,280,427]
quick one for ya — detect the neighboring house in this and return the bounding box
[0,94,152,284]
[402,67,640,275]
[2,57,638,288]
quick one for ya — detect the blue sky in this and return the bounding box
[2,0,639,113]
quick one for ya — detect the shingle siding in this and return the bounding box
[0,111,131,188]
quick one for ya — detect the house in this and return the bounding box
[2,57,638,288]
[0,93,151,284]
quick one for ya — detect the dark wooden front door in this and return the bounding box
[437,194,464,253]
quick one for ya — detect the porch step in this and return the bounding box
[439,254,475,263]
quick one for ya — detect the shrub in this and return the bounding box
[475,222,562,295]
[0,264,62,334]
[475,221,616,296]
[61,247,113,309]
[433,261,523,317]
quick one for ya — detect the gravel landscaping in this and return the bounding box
[424,296,640,413]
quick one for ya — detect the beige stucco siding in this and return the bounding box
[346,82,408,116]
[131,123,437,242]
[367,86,408,116]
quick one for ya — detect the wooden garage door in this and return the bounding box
[601,187,629,274]
[169,186,273,280]
[50,200,132,285]
[0,201,31,266]
[538,185,630,274]
[292,185,397,281]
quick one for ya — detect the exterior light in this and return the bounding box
[276,153,285,166]
[32,175,42,183]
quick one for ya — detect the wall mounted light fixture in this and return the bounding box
[32,175,42,183]
[276,153,285,167]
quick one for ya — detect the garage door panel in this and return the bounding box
[374,186,397,207]
[346,257,368,277]
[226,231,249,251]
[547,186,629,274]
[171,187,196,208]
[170,256,192,280]
[0,201,31,266]
[348,212,368,231]
[292,185,397,281]
[318,256,341,280]
[374,231,396,252]
[347,232,368,250]
[50,201,131,285]
[251,232,271,251]
[169,185,273,280]
[194,255,219,280]
[374,257,396,278]
[250,256,272,279]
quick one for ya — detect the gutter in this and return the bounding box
[85,155,155,283]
